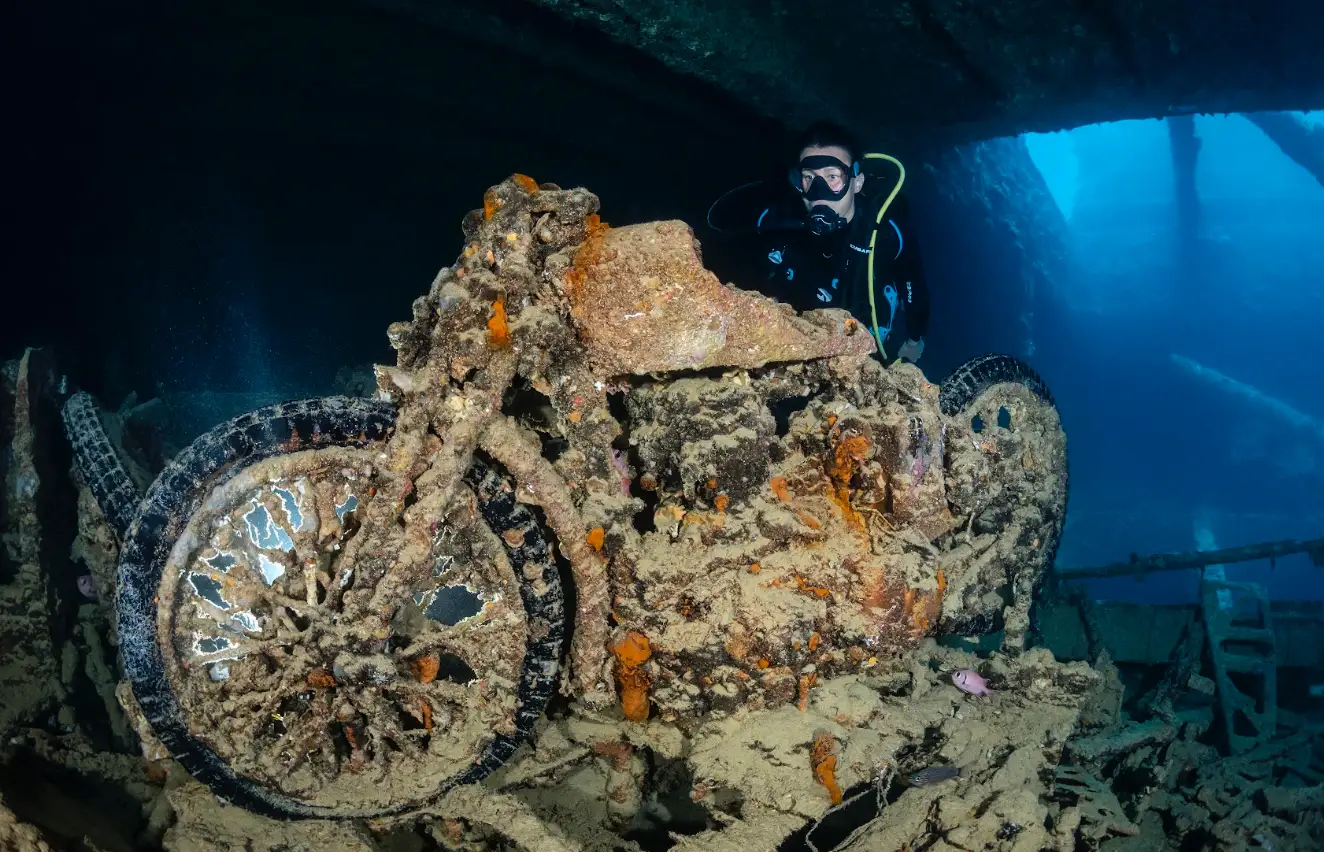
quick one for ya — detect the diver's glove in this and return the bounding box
[897,338,925,363]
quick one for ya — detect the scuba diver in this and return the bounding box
[706,121,930,363]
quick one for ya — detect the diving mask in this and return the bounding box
[791,154,858,236]
[791,154,858,202]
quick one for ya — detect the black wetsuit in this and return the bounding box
[761,193,929,359]
[709,182,930,360]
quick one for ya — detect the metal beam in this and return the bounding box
[1246,111,1324,189]
[1057,536,1324,580]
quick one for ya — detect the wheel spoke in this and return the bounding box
[115,393,563,818]
[157,453,531,810]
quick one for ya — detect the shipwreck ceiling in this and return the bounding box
[392,0,1324,146]
[19,0,1324,169]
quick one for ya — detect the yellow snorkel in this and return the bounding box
[861,152,906,357]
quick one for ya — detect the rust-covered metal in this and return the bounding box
[88,176,1068,818]
[565,219,875,376]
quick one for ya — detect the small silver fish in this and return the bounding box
[907,765,961,787]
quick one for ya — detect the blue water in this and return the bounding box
[1025,114,1324,604]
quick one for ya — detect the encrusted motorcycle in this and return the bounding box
[63,176,1067,820]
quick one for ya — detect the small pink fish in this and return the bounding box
[76,574,98,601]
[952,669,993,697]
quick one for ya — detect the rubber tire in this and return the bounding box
[116,397,565,819]
[61,390,143,539]
[938,353,1055,418]
[938,352,1069,599]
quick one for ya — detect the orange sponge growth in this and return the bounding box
[412,654,440,684]
[610,630,652,722]
[512,173,540,193]
[418,697,433,731]
[564,213,611,310]
[811,731,843,805]
[827,433,871,532]
[487,297,511,348]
